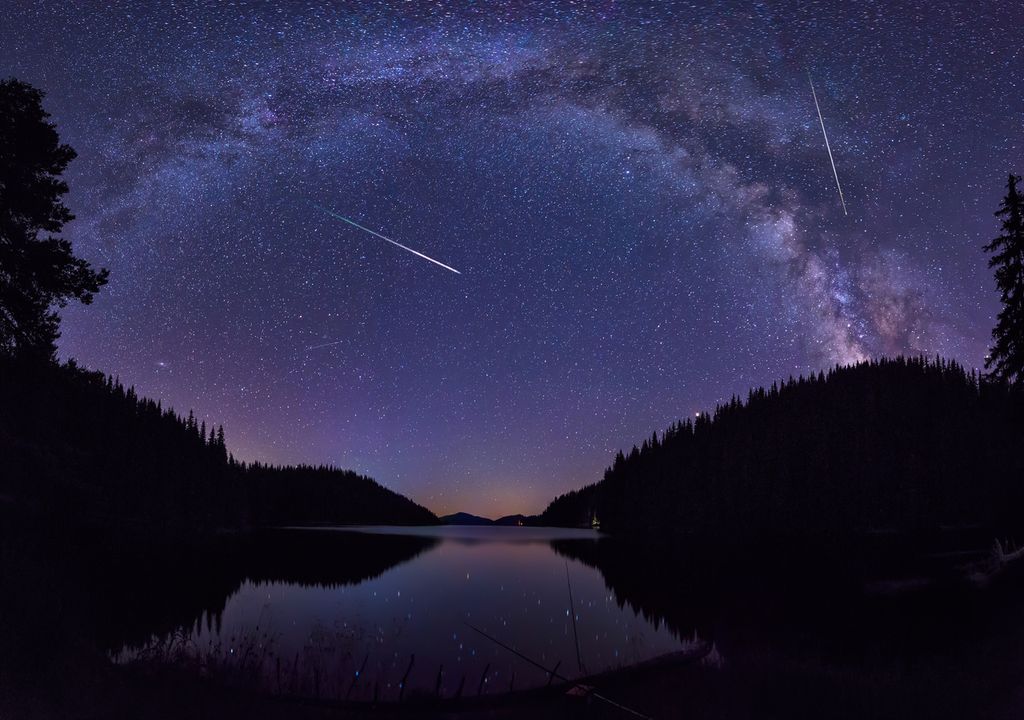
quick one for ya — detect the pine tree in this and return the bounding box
[984,174,1024,386]
[211,425,227,463]
[0,79,108,358]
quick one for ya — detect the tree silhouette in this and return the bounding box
[0,78,108,359]
[541,357,1024,538]
[0,356,438,536]
[984,174,1024,386]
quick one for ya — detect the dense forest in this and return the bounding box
[244,464,437,527]
[541,357,1024,538]
[0,356,437,540]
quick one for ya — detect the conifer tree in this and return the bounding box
[984,174,1024,386]
[0,79,108,358]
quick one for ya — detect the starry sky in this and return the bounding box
[3,1,1020,517]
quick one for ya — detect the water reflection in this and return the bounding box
[129,527,688,700]
[553,535,1024,719]
[106,528,439,651]
[8,521,1024,717]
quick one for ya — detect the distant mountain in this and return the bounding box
[439,512,540,526]
[440,512,494,526]
[541,357,1024,539]
[494,514,538,526]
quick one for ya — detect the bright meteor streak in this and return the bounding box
[808,72,848,216]
[310,202,462,274]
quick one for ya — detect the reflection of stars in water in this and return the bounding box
[172,534,692,699]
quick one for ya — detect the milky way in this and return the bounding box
[2,2,1019,515]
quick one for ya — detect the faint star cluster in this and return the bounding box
[2,1,1018,515]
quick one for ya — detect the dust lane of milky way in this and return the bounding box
[0,2,1013,516]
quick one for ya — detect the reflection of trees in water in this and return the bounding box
[0,523,438,677]
[237,529,439,591]
[550,537,709,641]
[143,533,436,704]
[550,537,1024,718]
[114,530,440,653]
[551,534,1024,671]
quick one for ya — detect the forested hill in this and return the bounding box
[243,464,437,527]
[0,357,436,539]
[541,357,1024,538]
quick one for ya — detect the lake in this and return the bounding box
[9,521,1024,717]
[115,526,695,700]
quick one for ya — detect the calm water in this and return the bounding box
[13,521,1024,717]
[164,526,691,698]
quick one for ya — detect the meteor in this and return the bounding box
[309,202,461,274]
[808,72,848,216]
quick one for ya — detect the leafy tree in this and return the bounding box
[984,174,1024,386]
[0,78,107,359]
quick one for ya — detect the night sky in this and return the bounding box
[2,2,1020,516]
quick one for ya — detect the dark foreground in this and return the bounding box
[5,514,1024,719]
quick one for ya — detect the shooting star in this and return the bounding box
[304,339,346,351]
[808,72,848,216]
[309,202,461,274]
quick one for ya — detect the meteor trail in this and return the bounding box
[305,339,346,351]
[310,202,461,274]
[808,72,848,216]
